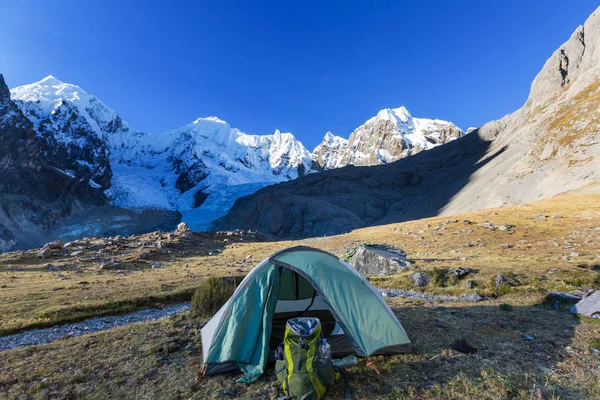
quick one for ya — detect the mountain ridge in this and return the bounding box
[215,6,600,238]
[0,74,462,251]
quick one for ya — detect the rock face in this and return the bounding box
[216,6,600,239]
[0,74,106,252]
[348,244,410,276]
[311,107,463,169]
[570,290,600,318]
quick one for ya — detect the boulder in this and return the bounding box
[449,267,472,279]
[176,222,189,233]
[411,272,430,287]
[45,240,64,249]
[349,244,410,276]
[546,291,582,304]
[570,290,600,318]
[494,275,508,289]
[37,246,52,258]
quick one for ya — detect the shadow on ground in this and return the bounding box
[215,133,509,240]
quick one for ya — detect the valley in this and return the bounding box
[1,193,599,399]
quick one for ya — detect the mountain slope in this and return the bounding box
[215,6,600,238]
[8,77,318,233]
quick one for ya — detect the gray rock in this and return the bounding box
[349,244,411,276]
[570,290,600,318]
[550,215,562,219]
[45,240,64,250]
[494,275,508,289]
[535,214,546,220]
[176,222,189,233]
[459,293,483,302]
[411,272,430,287]
[465,280,475,289]
[449,267,472,278]
[546,292,582,304]
[37,246,52,258]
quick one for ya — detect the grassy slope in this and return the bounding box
[1,193,600,399]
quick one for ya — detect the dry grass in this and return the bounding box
[1,193,600,398]
[1,295,599,399]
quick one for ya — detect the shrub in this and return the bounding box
[499,303,514,312]
[591,339,600,350]
[191,276,236,318]
[431,268,449,287]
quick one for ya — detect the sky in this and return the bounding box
[1,0,599,149]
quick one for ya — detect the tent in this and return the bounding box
[201,246,411,382]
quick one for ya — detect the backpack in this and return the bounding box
[275,318,338,400]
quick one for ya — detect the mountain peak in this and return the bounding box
[39,75,62,84]
[376,106,412,123]
[193,116,227,125]
[11,75,88,102]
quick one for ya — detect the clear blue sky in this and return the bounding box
[1,0,598,149]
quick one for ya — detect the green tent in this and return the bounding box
[201,246,411,382]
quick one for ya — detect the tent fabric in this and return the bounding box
[201,246,411,383]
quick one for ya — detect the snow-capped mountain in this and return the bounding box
[1,74,464,250]
[106,116,316,230]
[311,106,464,169]
[9,75,316,231]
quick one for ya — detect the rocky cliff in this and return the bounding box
[0,74,106,251]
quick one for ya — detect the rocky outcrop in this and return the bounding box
[216,6,600,239]
[348,244,410,276]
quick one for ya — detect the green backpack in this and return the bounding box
[275,318,338,399]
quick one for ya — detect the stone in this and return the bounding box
[535,214,546,220]
[494,275,508,289]
[570,252,580,257]
[550,215,562,219]
[459,293,483,302]
[546,291,582,304]
[449,267,472,278]
[70,250,83,257]
[570,290,600,318]
[499,244,513,249]
[411,272,430,287]
[465,280,475,289]
[37,246,52,258]
[45,240,64,250]
[349,244,411,276]
[176,222,189,233]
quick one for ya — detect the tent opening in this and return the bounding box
[269,266,355,357]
